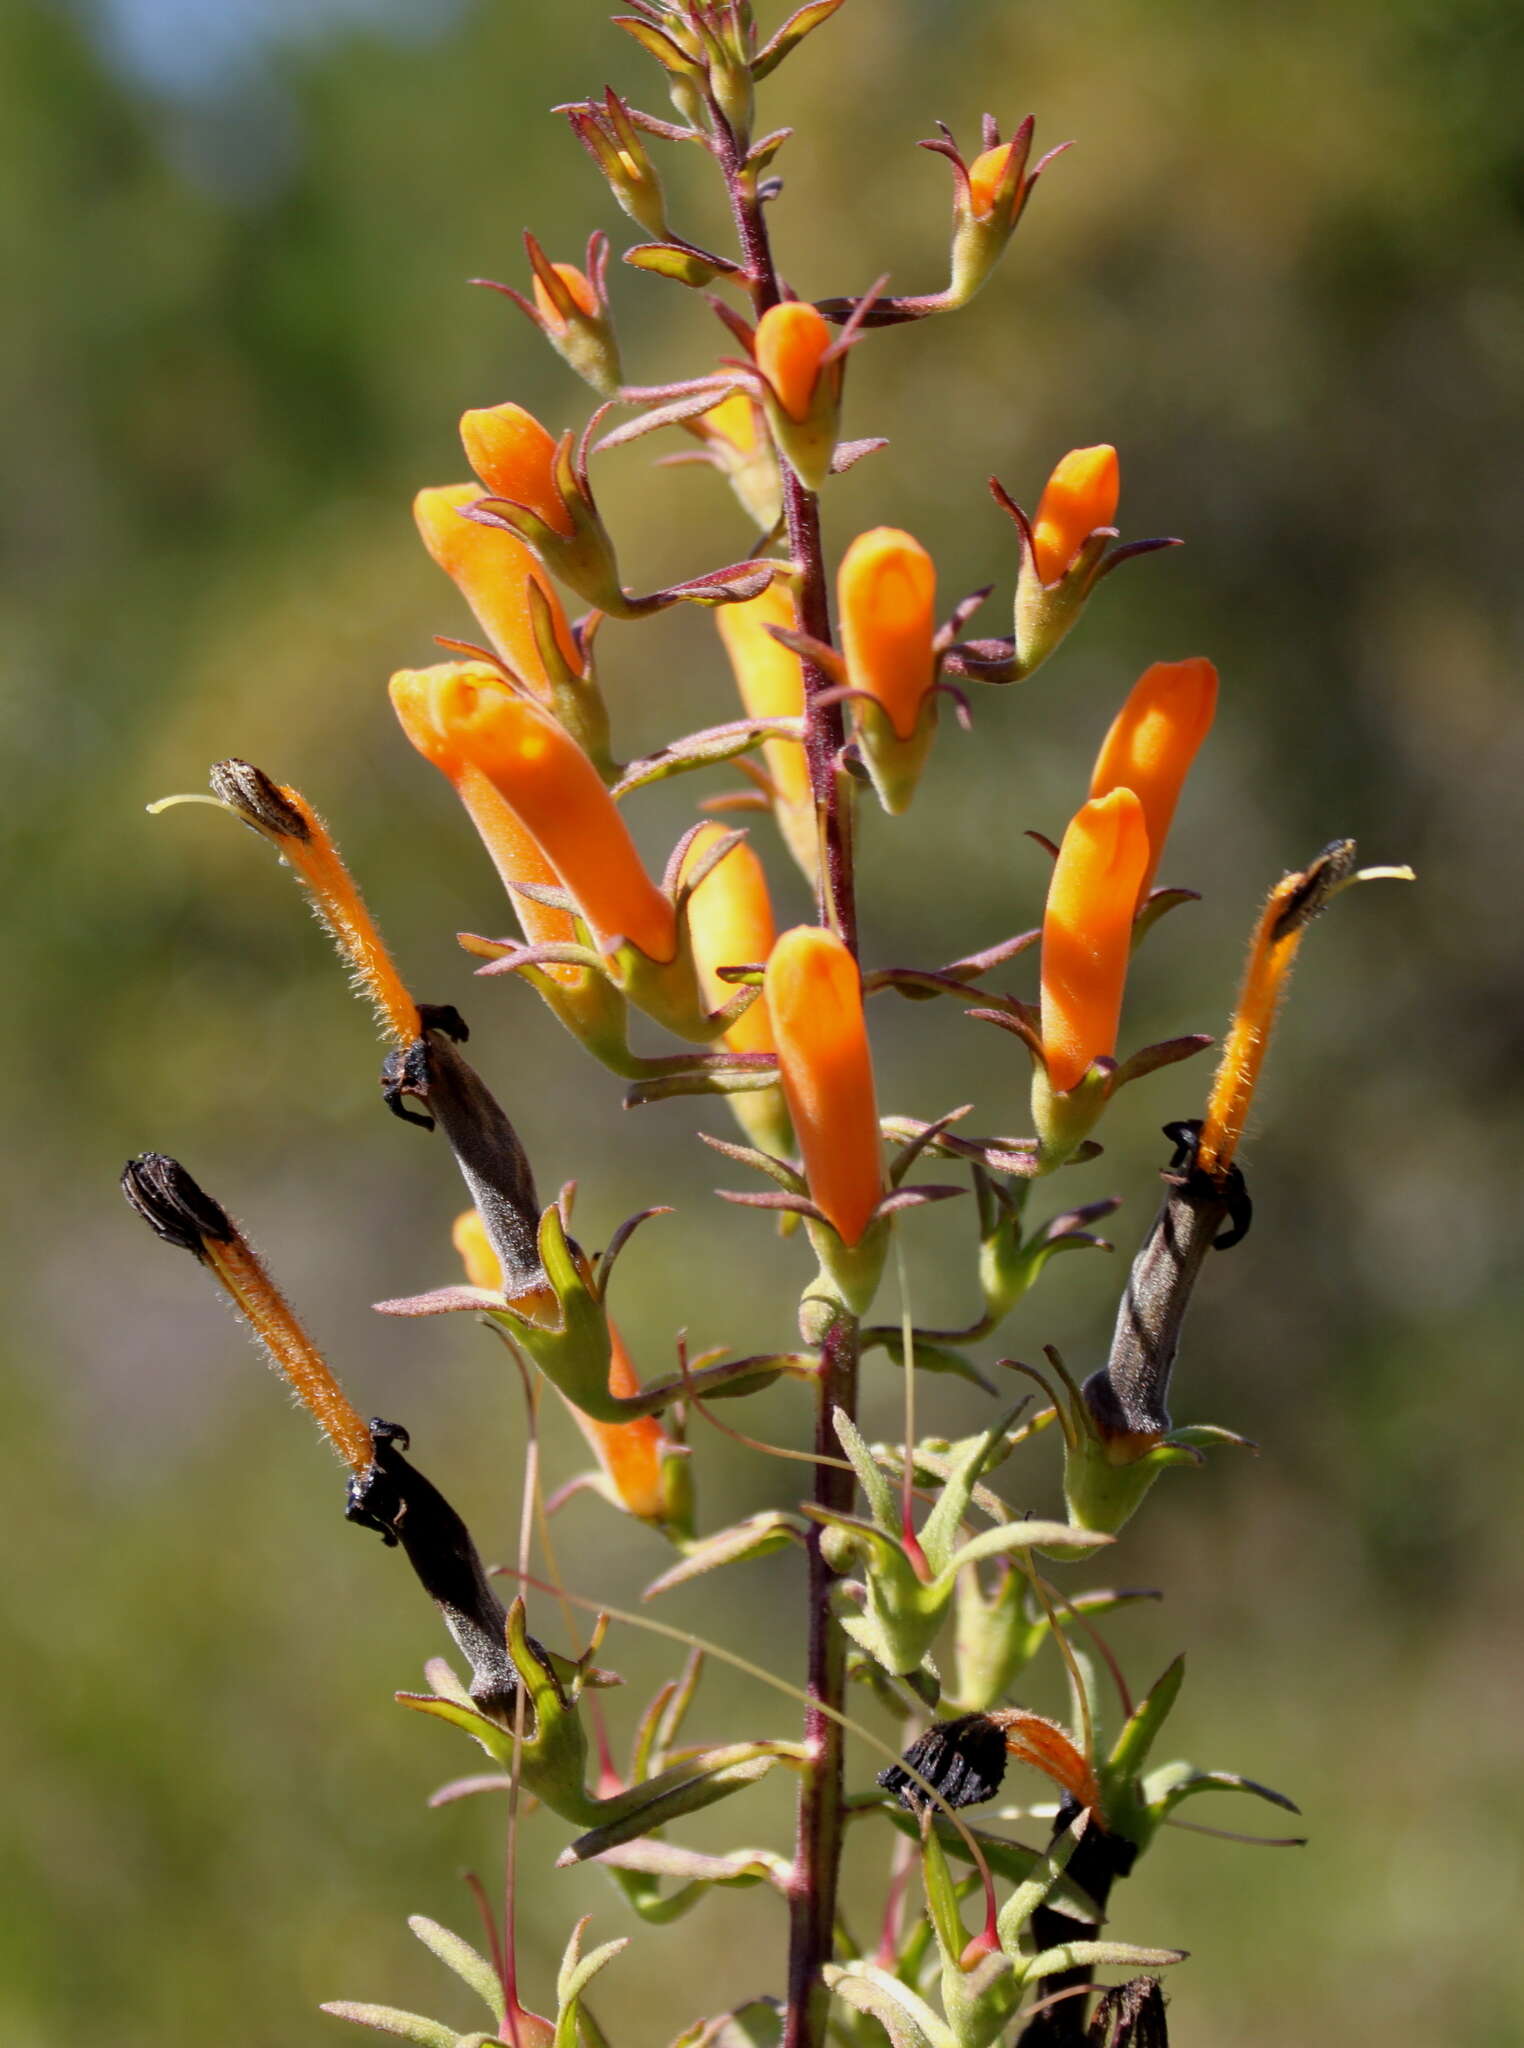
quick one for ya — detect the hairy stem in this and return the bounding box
[715,105,861,2045]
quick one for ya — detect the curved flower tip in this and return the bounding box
[754,299,833,423]
[413,483,581,690]
[1040,788,1151,1094]
[764,926,883,1246]
[1090,657,1218,904]
[839,526,937,741]
[414,667,676,963]
[461,402,576,537]
[681,825,778,1055]
[389,663,582,975]
[1031,443,1119,586]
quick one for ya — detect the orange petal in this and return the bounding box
[390,665,582,982]
[572,1320,668,1524]
[1039,789,1150,1094]
[1089,658,1218,902]
[460,403,576,537]
[533,262,600,333]
[755,300,832,424]
[838,527,937,740]
[715,582,812,817]
[764,926,882,1245]
[681,825,778,1056]
[1030,444,1119,586]
[414,484,580,692]
[425,669,676,963]
[967,140,1021,221]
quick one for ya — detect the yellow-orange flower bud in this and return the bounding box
[967,141,1023,222]
[1039,789,1151,1094]
[764,926,882,1247]
[453,1209,667,1523]
[390,664,582,983]
[420,668,676,963]
[715,583,815,877]
[532,262,600,333]
[699,392,760,456]
[1089,658,1218,904]
[1031,445,1119,587]
[838,527,937,741]
[413,484,581,691]
[681,825,777,1057]
[460,403,576,538]
[755,300,833,424]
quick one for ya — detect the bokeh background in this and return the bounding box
[6,0,1523,2042]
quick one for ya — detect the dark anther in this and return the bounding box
[121,1153,236,1256]
[209,758,312,841]
[1086,1976,1169,2047]
[417,1002,470,1044]
[1213,1176,1253,1250]
[1269,838,1357,943]
[877,1712,1009,1814]
[380,1040,436,1129]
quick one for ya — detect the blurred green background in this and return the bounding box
[6,0,1522,2042]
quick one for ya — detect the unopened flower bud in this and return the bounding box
[681,824,792,1157]
[765,926,882,1249]
[838,526,939,815]
[714,583,815,880]
[1039,789,1150,1097]
[1031,444,1119,587]
[754,300,843,493]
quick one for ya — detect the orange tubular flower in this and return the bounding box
[1039,788,1151,1094]
[715,582,816,876]
[453,1209,667,1524]
[764,926,882,1247]
[1089,658,1219,904]
[681,826,778,1056]
[1030,444,1119,586]
[413,484,581,691]
[390,664,582,983]
[422,668,676,963]
[754,300,833,423]
[838,527,937,741]
[460,402,576,538]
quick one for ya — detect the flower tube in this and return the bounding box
[1030,444,1119,587]
[422,668,676,963]
[764,926,882,1248]
[681,824,792,1157]
[460,402,577,537]
[390,663,582,983]
[1038,788,1151,1096]
[838,526,939,815]
[715,582,816,879]
[413,484,581,692]
[1089,657,1218,905]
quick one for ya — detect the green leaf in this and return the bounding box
[319,2002,460,2046]
[918,1821,967,1964]
[556,1917,628,2048]
[1106,1654,1186,1783]
[643,1512,805,1599]
[823,1964,955,2048]
[939,1520,1110,1584]
[625,242,742,288]
[834,1407,898,1532]
[918,1406,1025,1575]
[1020,1940,1186,1985]
[563,1746,791,1860]
[751,0,847,79]
[408,1918,504,2027]
[1142,1761,1302,1820]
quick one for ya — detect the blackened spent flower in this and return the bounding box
[877,1712,1009,1813]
